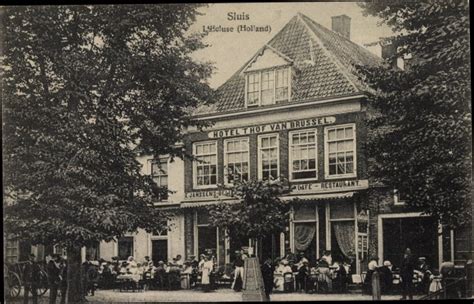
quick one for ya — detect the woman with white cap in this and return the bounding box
[379,260,393,294]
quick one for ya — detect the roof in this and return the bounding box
[194,13,382,117]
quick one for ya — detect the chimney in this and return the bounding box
[331,15,351,40]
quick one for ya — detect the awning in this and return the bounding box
[281,191,355,202]
[180,199,240,209]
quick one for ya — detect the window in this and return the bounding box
[261,71,274,105]
[247,73,260,106]
[393,189,406,205]
[246,67,290,107]
[151,159,168,188]
[193,141,218,188]
[151,158,168,200]
[196,212,217,257]
[325,124,356,178]
[5,240,19,263]
[224,138,249,184]
[258,134,279,180]
[275,68,289,102]
[118,236,134,260]
[289,129,317,180]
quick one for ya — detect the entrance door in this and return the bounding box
[152,240,168,265]
[383,216,438,269]
[258,234,281,263]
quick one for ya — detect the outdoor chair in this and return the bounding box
[283,272,295,293]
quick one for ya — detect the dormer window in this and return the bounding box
[243,45,292,108]
[246,67,290,107]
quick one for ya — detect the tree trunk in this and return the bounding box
[67,245,84,303]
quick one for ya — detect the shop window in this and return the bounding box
[330,203,356,265]
[246,67,290,107]
[150,158,168,200]
[258,134,279,180]
[193,141,218,188]
[294,204,317,221]
[196,212,217,257]
[289,129,317,180]
[293,204,318,264]
[330,201,354,220]
[325,124,356,178]
[224,138,249,184]
[118,236,134,260]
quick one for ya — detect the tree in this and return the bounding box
[357,1,471,229]
[2,5,212,302]
[207,178,291,254]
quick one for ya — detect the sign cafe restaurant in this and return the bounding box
[6,14,469,277]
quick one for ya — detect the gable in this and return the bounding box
[195,13,382,116]
[244,46,292,73]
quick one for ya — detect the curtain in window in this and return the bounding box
[294,223,316,252]
[332,221,355,258]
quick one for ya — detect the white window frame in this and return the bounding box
[289,128,318,182]
[150,157,169,186]
[257,133,280,180]
[193,140,219,189]
[223,137,250,185]
[245,66,291,108]
[393,189,406,205]
[324,123,357,179]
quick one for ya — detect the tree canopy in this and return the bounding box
[207,179,291,241]
[2,4,213,248]
[357,1,471,229]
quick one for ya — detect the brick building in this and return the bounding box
[6,13,469,278]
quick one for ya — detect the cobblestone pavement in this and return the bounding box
[7,289,423,303]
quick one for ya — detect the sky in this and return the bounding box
[188,2,395,89]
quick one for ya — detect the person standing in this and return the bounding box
[400,248,415,300]
[201,255,213,292]
[23,253,41,304]
[47,254,62,304]
[59,258,68,304]
[364,257,379,294]
[82,255,92,298]
[415,257,432,294]
[232,252,245,292]
[379,260,393,294]
[261,258,275,300]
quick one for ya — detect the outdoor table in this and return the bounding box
[116,274,142,292]
[180,273,191,289]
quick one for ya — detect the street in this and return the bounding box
[7,289,416,303]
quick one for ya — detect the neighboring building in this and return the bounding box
[6,13,470,276]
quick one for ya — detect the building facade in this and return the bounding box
[6,13,470,278]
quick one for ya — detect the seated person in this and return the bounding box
[281,260,294,292]
[333,259,348,293]
[296,260,309,292]
[316,258,332,293]
[119,261,129,274]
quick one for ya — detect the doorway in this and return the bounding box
[152,239,168,265]
[381,215,438,269]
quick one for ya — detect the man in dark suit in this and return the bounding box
[261,258,275,300]
[400,248,415,300]
[23,253,41,304]
[47,254,62,304]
